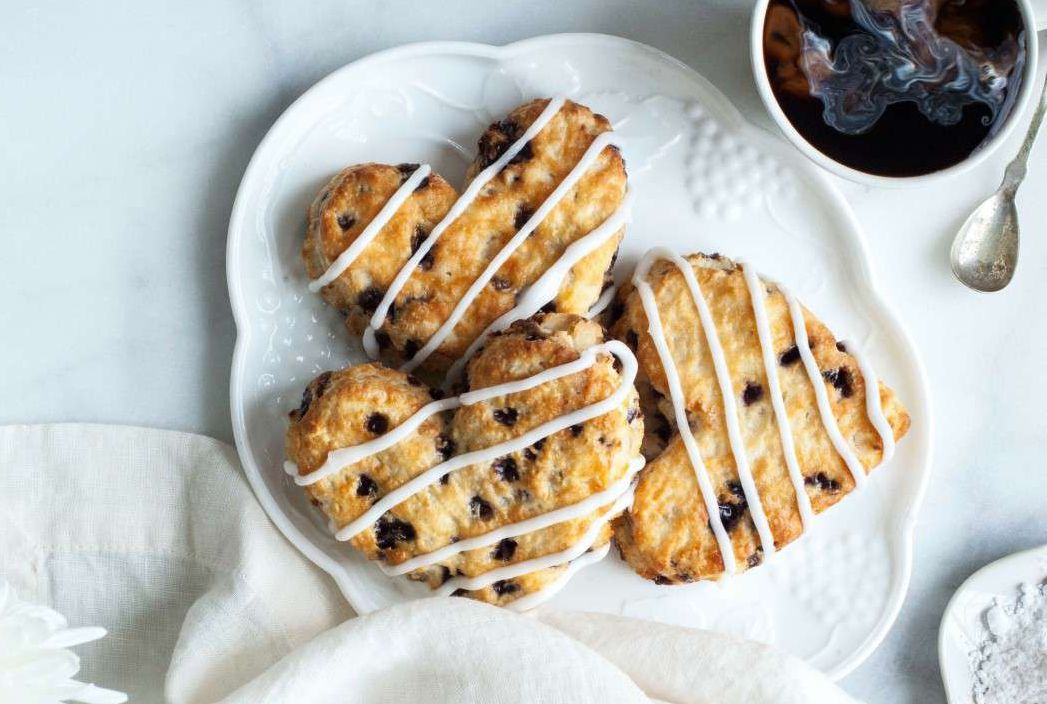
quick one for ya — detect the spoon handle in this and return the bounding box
[1003,70,1047,194]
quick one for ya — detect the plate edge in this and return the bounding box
[224,32,936,675]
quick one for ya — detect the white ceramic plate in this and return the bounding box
[227,33,932,679]
[939,545,1047,703]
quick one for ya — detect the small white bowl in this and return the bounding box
[939,544,1047,703]
[749,0,1045,187]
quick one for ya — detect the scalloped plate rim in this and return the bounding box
[226,32,933,681]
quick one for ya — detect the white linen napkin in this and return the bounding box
[0,424,858,703]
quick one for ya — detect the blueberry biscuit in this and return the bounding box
[607,251,910,583]
[302,98,628,376]
[286,314,644,608]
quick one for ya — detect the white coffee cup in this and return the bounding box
[750,0,1047,187]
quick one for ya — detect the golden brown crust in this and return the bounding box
[607,253,910,584]
[286,313,643,607]
[302,99,627,374]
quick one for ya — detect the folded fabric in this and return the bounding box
[537,610,858,704]
[216,598,648,703]
[0,424,351,703]
[219,598,858,704]
[0,424,859,704]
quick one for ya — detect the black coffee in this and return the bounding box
[764,0,1027,177]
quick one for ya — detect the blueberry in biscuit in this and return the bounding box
[285,314,645,609]
[302,98,629,376]
[608,250,910,584]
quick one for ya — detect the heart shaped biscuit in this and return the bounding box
[285,314,643,608]
[302,98,628,376]
[607,251,911,583]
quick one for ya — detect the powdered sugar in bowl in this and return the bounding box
[940,545,1047,703]
[971,581,1047,703]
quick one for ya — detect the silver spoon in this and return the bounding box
[950,72,1047,292]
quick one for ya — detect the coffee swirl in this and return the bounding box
[799,0,1022,135]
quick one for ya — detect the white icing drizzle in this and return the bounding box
[287,340,630,486]
[444,192,633,384]
[586,284,618,320]
[739,262,815,529]
[283,393,458,486]
[380,456,645,577]
[434,482,636,596]
[669,252,776,558]
[308,164,433,292]
[287,337,640,609]
[331,340,637,542]
[780,287,868,488]
[632,249,737,576]
[507,542,611,612]
[838,340,896,465]
[362,97,568,359]
[401,131,621,373]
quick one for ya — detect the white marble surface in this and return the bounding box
[1,1,1045,700]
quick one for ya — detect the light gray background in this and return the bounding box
[2,1,1046,701]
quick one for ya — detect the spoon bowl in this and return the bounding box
[949,68,1047,292]
[949,190,1021,293]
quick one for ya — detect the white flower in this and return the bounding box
[0,581,126,704]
